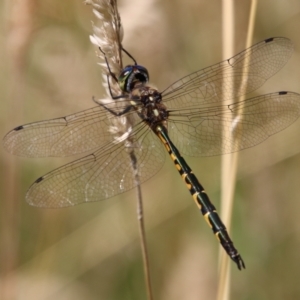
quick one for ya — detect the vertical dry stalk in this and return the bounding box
[85,1,153,299]
[218,1,257,300]
[218,2,235,299]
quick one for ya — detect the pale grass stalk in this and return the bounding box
[218,1,235,298]
[85,1,153,299]
[217,1,257,300]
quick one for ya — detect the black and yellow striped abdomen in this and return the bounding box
[155,124,245,270]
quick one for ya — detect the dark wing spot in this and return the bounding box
[14,125,24,131]
[35,176,44,184]
[265,37,274,43]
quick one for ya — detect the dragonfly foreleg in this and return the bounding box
[98,47,127,99]
[98,47,118,82]
[121,47,137,65]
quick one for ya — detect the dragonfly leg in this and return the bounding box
[121,47,137,65]
[98,47,127,99]
[98,47,118,82]
[93,96,134,117]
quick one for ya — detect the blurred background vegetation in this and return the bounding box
[1,0,300,299]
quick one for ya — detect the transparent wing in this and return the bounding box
[3,100,135,157]
[162,37,293,108]
[168,92,300,156]
[25,123,165,207]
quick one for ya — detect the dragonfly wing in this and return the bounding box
[3,100,136,157]
[26,124,165,207]
[162,37,293,108]
[168,92,300,156]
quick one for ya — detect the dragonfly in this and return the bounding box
[4,37,300,270]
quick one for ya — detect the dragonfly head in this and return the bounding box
[118,65,149,93]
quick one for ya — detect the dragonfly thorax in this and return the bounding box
[132,86,169,128]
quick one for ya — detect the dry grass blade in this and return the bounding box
[218,1,257,300]
[85,1,154,299]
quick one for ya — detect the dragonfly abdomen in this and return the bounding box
[155,124,245,270]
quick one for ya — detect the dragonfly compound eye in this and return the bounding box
[118,65,149,92]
